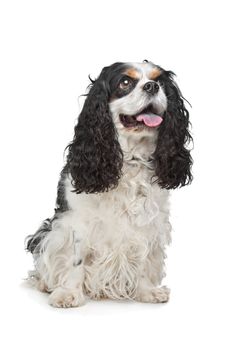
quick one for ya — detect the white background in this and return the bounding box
[0,0,232,349]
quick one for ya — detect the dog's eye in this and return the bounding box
[119,77,133,90]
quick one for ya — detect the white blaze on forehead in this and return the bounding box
[125,62,161,81]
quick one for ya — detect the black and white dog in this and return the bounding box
[26,61,192,307]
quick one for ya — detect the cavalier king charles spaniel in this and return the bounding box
[26,61,193,308]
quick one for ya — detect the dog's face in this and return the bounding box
[109,62,167,137]
[66,61,193,194]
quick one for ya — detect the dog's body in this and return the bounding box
[26,61,192,307]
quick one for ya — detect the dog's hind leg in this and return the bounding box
[26,212,87,308]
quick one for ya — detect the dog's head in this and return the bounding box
[66,61,193,193]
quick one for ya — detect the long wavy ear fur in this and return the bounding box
[66,70,123,194]
[153,71,193,189]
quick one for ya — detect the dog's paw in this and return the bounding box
[49,287,86,308]
[136,286,170,304]
[151,286,170,303]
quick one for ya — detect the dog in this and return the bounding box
[26,60,193,307]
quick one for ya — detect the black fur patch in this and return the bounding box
[26,169,70,254]
[55,166,70,213]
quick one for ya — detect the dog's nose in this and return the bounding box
[143,81,159,94]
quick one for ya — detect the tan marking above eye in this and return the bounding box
[124,68,140,79]
[149,68,161,80]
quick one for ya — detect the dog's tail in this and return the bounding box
[25,217,54,254]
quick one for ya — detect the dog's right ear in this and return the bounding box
[66,70,123,194]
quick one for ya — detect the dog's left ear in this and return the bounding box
[153,71,193,189]
[66,68,123,194]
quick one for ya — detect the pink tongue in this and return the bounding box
[136,113,163,127]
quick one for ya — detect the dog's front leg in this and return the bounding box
[48,262,86,308]
[134,245,170,304]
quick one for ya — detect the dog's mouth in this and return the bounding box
[119,106,163,129]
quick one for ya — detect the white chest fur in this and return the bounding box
[64,160,171,299]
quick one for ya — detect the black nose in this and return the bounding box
[143,81,159,94]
